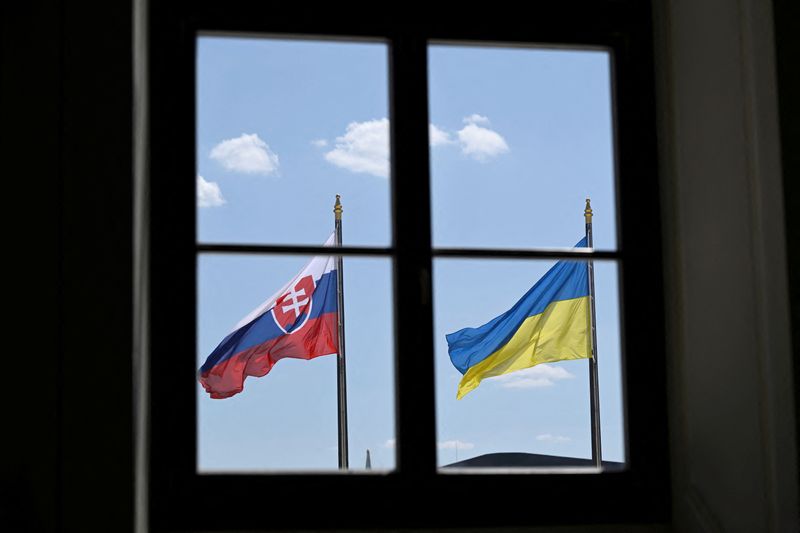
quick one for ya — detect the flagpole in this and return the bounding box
[334,195,349,469]
[585,198,603,468]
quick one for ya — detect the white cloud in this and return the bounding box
[536,433,572,444]
[210,133,279,175]
[494,364,574,389]
[384,438,396,449]
[321,116,507,174]
[197,175,225,208]
[456,122,510,161]
[463,114,491,125]
[429,123,454,147]
[437,440,475,450]
[324,118,390,178]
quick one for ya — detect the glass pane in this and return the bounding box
[197,254,395,472]
[433,257,625,469]
[429,44,618,250]
[197,36,391,247]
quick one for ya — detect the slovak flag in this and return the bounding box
[199,233,340,399]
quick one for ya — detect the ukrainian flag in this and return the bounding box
[446,238,592,399]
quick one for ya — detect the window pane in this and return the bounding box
[197,254,395,472]
[429,44,618,250]
[433,257,625,469]
[197,36,391,247]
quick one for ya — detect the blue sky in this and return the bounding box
[196,37,623,471]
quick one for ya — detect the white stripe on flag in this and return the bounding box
[231,233,337,332]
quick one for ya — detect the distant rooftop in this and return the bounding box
[443,452,624,469]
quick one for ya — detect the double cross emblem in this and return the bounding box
[272,275,315,333]
[281,287,309,318]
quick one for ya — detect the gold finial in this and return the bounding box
[334,194,343,220]
[584,197,593,224]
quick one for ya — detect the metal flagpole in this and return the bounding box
[333,195,349,469]
[585,198,603,468]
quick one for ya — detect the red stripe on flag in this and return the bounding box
[199,311,339,399]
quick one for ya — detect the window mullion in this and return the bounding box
[390,32,437,478]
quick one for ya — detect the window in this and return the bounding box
[195,37,396,473]
[427,44,626,469]
[146,3,668,530]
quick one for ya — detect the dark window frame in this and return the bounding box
[146,2,668,530]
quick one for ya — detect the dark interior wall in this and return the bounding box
[2,2,134,532]
[2,3,62,532]
[658,0,798,529]
[772,0,800,502]
[59,1,133,531]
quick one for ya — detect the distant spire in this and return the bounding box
[365,449,372,470]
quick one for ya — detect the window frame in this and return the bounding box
[145,2,669,530]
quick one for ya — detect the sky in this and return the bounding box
[196,37,623,472]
